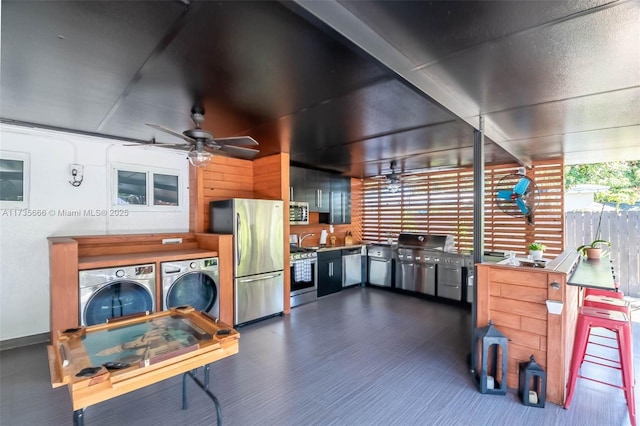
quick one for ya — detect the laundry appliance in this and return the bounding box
[161,257,220,318]
[79,263,156,326]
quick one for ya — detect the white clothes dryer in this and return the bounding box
[79,263,156,326]
[161,257,219,318]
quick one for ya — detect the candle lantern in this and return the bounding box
[518,355,547,407]
[475,320,508,395]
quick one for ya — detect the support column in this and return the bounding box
[470,116,485,375]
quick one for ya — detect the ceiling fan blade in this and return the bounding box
[516,198,530,214]
[214,136,259,146]
[219,145,259,159]
[497,189,515,201]
[513,177,530,195]
[124,141,189,148]
[146,124,194,143]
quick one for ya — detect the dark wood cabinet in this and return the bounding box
[290,165,351,223]
[317,250,343,297]
[329,175,351,224]
[289,167,329,212]
[290,166,308,204]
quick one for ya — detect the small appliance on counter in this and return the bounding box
[319,229,328,245]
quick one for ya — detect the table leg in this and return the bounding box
[73,408,84,426]
[182,365,222,426]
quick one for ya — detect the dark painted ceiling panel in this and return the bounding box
[101,0,392,143]
[418,1,639,113]
[485,87,640,141]
[1,0,637,177]
[0,1,184,131]
[338,0,609,67]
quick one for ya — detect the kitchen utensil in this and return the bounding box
[345,231,353,246]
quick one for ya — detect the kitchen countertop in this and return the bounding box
[296,244,365,252]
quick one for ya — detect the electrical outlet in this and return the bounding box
[70,164,84,176]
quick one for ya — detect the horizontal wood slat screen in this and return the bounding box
[362,160,564,257]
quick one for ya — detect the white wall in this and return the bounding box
[0,124,191,341]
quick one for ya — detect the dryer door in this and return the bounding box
[83,281,154,326]
[166,272,218,312]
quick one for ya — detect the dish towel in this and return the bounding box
[294,260,312,282]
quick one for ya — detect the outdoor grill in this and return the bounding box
[395,233,467,300]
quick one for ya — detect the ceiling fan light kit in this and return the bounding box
[387,177,401,193]
[144,108,259,166]
[187,149,212,168]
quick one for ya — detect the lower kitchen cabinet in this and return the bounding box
[317,250,343,297]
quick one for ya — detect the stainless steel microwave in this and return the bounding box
[289,201,309,225]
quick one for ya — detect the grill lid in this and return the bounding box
[397,233,455,252]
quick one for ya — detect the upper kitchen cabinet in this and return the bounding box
[290,166,329,213]
[328,175,351,225]
[290,166,307,204]
[290,166,351,224]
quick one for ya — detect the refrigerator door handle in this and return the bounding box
[236,212,242,266]
[238,273,282,283]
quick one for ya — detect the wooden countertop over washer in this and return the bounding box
[78,249,218,270]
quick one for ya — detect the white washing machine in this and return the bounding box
[79,264,156,326]
[161,257,219,318]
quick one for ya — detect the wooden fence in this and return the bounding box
[565,211,640,297]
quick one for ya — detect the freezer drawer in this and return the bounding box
[235,271,284,325]
[437,265,462,301]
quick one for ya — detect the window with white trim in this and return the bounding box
[112,164,181,210]
[0,151,30,208]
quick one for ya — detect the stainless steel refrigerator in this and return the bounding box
[209,198,284,325]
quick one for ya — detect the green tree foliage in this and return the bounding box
[565,161,640,205]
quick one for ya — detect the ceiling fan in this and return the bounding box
[372,160,404,193]
[143,107,259,167]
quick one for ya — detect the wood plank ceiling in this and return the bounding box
[1,1,638,178]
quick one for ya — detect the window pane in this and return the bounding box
[153,173,179,206]
[117,170,146,205]
[0,159,24,201]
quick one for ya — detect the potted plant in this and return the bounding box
[528,242,546,260]
[577,239,611,259]
[577,204,611,260]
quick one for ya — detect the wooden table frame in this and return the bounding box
[48,308,239,425]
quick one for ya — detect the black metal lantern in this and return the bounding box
[475,320,508,395]
[518,355,547,407]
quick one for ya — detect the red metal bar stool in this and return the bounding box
[565,306,635,426]
[584,287,624,300]
[584,294,630,315]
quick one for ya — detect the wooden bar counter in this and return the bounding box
[475,249,583,405]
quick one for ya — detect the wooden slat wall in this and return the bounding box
[190,156,254,233]
[362,160,564,256]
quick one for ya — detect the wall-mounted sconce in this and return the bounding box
[69,164,84,187]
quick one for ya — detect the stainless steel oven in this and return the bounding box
[290,248,317,307]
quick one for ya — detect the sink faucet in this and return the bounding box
[298,233,315,247]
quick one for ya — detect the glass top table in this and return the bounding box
[567,257,616,291]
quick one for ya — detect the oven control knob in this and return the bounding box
[115,269,125,278]
[190,262,197,269]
